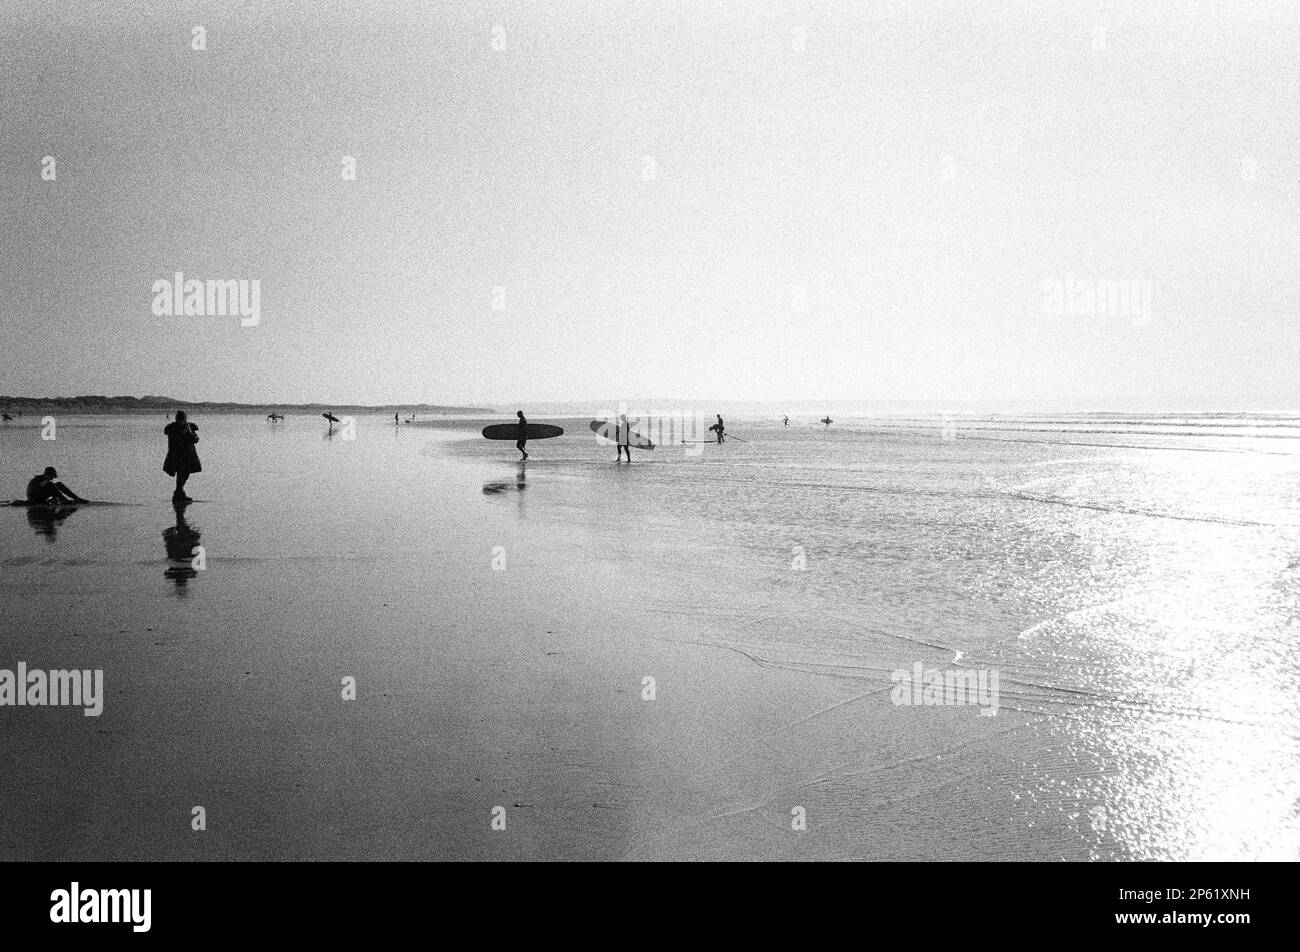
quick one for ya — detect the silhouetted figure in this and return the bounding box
[515,410,529,460]
[267,413,284,422]
[616,413,633,463]
[26,466,87,504]
[710,414,726,443]
[163,411,201,501]
[162,499,202,593]
[820,416,833,427]
[783,415,789,426]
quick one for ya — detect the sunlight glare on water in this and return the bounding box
[2,411,1297,860]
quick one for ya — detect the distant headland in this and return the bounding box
[0,395,496,415]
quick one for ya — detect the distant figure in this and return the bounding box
[267,413,284,422]
[394,412,399,425]
[710,414,726,444]
[26,467,87,504]
[783,415,789,426]
[163,411,202,501]
[515,410,529,460]
[405,413,415,424]
[820,416,833,427]
[323,412,340,424]
[616,413,632,463]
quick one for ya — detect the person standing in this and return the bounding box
[515,410,529,460]
[713,414,726,444]
[616,413,632,463]
[163,411,202,501]
[783,415,789,426]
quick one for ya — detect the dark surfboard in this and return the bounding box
[481,423,564,441]
[7,500,134,507]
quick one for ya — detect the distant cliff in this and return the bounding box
[0,395,495,415]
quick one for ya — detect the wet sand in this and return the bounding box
[3,414,1298,860]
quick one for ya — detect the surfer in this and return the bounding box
[783,415,789,426]
[515,410,529,460]
[26,467,87,505]
[163,411,202,502]
[820,416,833,427]
[394,412,399,425]
[616,413,632,462]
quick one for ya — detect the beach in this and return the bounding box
[2,413,1298,860]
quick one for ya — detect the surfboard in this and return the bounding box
[322,413,340,422]
[589,420,655,449]
[7,500,133,507]
[481,423,564,441]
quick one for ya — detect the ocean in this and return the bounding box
[2,412,1297,860]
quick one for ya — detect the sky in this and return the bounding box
[1,0,1298,410]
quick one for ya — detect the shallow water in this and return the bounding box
[2,412,1298,860]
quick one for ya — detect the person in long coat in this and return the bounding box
[163,410,202,501]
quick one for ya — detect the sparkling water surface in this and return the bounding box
[2,412,1297,860]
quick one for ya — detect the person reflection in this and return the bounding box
[27,505,78,541]
[162,499,202,593]
[482,462,528,496]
